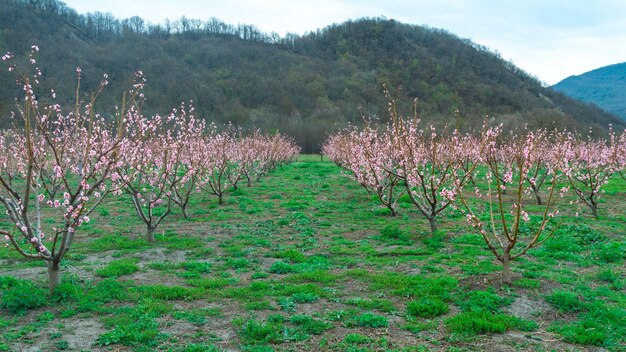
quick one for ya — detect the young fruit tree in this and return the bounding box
[612,128,626,180]
[562,131,617,218]
[113,93,185,242]
[165,103,208,219]
[450,126,568,284]
[0,48,126,291]
[388,99,474,234]
[323,125,405,216]
[198,131,237,205]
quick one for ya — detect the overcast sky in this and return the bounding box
[61,0,626,85]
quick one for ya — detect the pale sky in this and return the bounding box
[61,0,626,85]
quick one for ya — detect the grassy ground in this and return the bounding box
[0,155,625,351]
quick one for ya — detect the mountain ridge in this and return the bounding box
[0,0,623,152]
[552,62,626,120]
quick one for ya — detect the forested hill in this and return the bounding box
[552,62,626,120]
[0,0,623,152]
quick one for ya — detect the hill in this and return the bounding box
[0,0,623,151]
[552,62,626,120]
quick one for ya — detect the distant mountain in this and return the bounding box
[0,0,623,152]
[552,62,626,120]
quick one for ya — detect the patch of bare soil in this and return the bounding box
[9,315,106,352]
[478,331,610,352]
[60,317,107,351]
[506,294,551,320]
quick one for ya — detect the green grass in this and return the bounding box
[95,258,140,277]
[407,296,449,318]
[0,157,624,351]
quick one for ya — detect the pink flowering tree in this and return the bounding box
[324,125,405,216]
[258,133,300,178]
[610,127,626,180]
[198,132,235,205]
[165,103,208,219]
[224,129,250,191]
[562,131,617,218]
[451,127,568,283]
[394,121,474,233]
[523,129,552,205]
[383,95,475,234]
[114,101,180,242]
[0,48,124,291]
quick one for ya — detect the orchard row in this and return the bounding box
[0,49,299,291]
[323,96,625,283]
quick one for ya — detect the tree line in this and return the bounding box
[0,0,624,152]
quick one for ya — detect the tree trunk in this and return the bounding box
[48,260,61,293]
[428,215,438,234]
[147,226,156,242]
[534,190,543,205]
[591,204,598,219]
[218,194,223,205]
[181,206,189,219]
[246,175,252,187]
[501,254,512,284]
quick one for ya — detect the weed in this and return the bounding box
[346,297,396,313]
[455,288,512,313]
[172,307,221,325]
[245,300,273,311]
[290,314,333,335]
[291,292,319,303]
[95,257,140,277]
[545,290,586,313]
[277,297,296,312]
[445,311,511,335]
[594,242,625,263]
[379,225,413,245]
[512,278,540,289]
[272,249,307,263]
[129,285,198,301]
[50,275,84,303]
[348,312,389,328]
[407,296,449,318]
[237,319,284,344]
[269,261,295,274]
[0,277,47,314]
[549,320,608,346]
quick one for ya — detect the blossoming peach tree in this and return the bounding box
[562,129,621,218]
[0,47,128,291]
[450,126,569,283]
